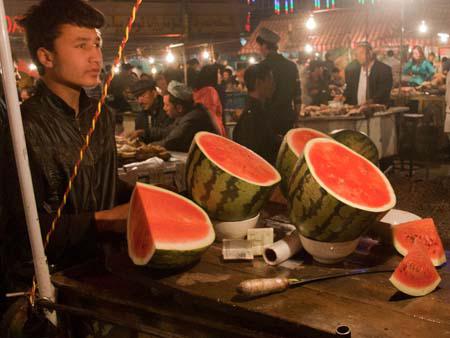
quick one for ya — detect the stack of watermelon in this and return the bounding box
[390,218,446,296]
[186,132,281,222]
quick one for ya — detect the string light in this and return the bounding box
[148,57,155,64]
[249,56,257,64]
[28,63,37,71]
[305,44,314,53]
[285,0,288,15]
[438,33,449,44]
[166,51,175,63]
[419,20,428,34]
[202,50,210,60]
[151,67,157,75]
[306,15,317,30]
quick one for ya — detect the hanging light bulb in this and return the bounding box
[419,20,428,34]
[166,51,175,63]
[28,63,37,71]
[148,57,155,64]
[113,65,121,74]
[306,15,317,31]
[305,44,314,54]
[248,56,257,64]
[151,67,157,75]
[202,50,210,60]
[438,33,449,44]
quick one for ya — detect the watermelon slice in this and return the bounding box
[289,138,396,242]
[276,128,329,196]
[127,183,215,269]
[390,244,441,297]
[393,218,447,266]
[186,132,281,222]
[331,129,379,166]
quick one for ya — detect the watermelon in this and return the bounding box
[393,218,447,266]
[127,183,215,269]
[288,138,396,242]
[331,129,379,165]
[389,244,441,297]
[186,132,281,221]
[276,128,329,196]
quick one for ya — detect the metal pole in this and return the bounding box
[0,0,56,325]
[399,0,405,91]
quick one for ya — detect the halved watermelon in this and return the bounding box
[389,244,441,297]
[393,218,447,266]
[186,132,281,221]
[330,129,379,165]
[127,183,215,269]
[276,128,329,196]
[288,138,396,242]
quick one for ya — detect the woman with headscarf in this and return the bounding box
[403,46,435,86]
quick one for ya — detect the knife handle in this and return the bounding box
[236,277,290,297]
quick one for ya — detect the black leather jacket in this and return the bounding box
[0,81,119,276]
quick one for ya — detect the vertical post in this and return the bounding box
[182,0,189,84]
[399,0,404,91]
[0,0,56,325]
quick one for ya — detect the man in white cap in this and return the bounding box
[152,81,219,152]
[256,27,301,135]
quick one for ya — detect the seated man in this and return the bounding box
[153,81,219,152]
[233,63,282,164]
[130,79,173,143]
[343,42,393,106]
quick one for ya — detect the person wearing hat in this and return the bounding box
[151,81,219,152]
[343,42,393,106]
[257,27,301,135]
[109,62,136,114]
[128,79,173,143]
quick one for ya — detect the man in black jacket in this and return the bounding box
[343,42,393,106]
[130,79,173,143]
[0,0,130,294]
[154,81,219,152]
[257,28,301,135]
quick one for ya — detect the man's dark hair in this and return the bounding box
[187,58,200,67]
[194,64,220,90]
[387,50,394,57]
[18,0,105,75]
[256,37,278,52]
[168,94,193,113]
[222,68,233,77]
[309,60,323,72]
[244,63,271,92]
[332,67,340,74]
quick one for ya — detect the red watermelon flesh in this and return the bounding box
[196,132,280,186]
[390,244,441,297]
[306,139,395,211]
[393,218,447,266]
[127,183,215,266]
[289,128,329,157]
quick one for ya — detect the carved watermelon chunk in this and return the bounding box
[390,244,441,297]
[127,183,215,269]
[393,218,447,266]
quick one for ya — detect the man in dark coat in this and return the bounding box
[343,42,393,106]
[129,79,173,143]
[233,63,281,164]
[257,28,301,135]
[153,81,219,152]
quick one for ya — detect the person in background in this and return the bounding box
[343,42,393,106]
[383,50,401,86]
[19,86,36,103]
[323,52,335,76]
[129,79,173,143]
[256,27,301,135]
[140,73,152,81]
[428,52,437,67]
[233,63,281,164]
[187,58,200,88]
[297,53,311,106]
[152,81,219,152]
[329,67,345,99]
[109,63,135,113]
[221,68,236,92]
[307,60,330,106]
[193,64,226,136]
[403,46,435,86]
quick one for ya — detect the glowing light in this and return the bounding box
[306,15,317,31]
[305,44,314,54]
[438,33,449,44]
[166,51,175,63]
[249,56,257,64]
[113,65,121,74]
[202,50,210,60]
[148,57,155,64]
[419,20,428,34]
[151,67,157,75]
[28,63,37,71]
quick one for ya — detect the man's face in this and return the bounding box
[156,76,168,95]
[41,24,103,89]
[258,42,270,58]
[163,94,177,119]
[356,47,368,65]
[223,71,230,81]
[137,89,156,110]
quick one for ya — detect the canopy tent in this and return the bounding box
[240,3,450,54]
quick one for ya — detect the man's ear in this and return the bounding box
[36,47,54,70]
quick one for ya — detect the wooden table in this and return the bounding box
[52,243,450,338]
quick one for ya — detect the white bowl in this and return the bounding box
[300,235,360,264]
[213,213,260,241]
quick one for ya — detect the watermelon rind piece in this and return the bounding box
[389,246,441,297]
[276,128,330,197]
[127,183,215,268]
[186,132,281,222]
[392,218,447,267]
[288,138,396,242]
[330,129,380,166]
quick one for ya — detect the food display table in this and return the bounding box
[52,240,450,338]
[295,107,409,159]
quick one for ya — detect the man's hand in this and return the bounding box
[125,129,144,140]
[95,203,129,233]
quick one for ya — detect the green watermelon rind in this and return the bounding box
[276,128,329,197]
[288,139,396,243]
[127,183,215,268]
[331,129,380,166]
[186,132,280,222]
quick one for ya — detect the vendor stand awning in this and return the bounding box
[240,3,450,54]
